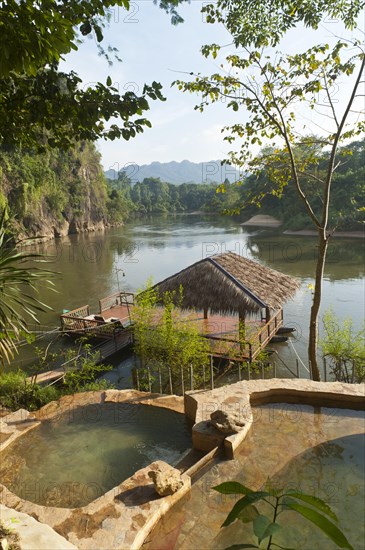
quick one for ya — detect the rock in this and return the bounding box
[2,409,35,425]
[148,464,184,497]
[0,505,77,550]
[210,409,246,434]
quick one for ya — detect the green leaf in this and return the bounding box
[106,76,112,86]
[285,491,338,521]
[237,504,259,523]
[222,492,271,527]
[252,515,281,544]
[253,515,271,542]
[213,482,253,495]
[284,500,354,549]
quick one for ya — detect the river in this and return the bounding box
[15,213,365,380]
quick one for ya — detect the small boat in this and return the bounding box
[277,327,296,335]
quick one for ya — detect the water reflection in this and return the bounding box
[18,214,364,373]
[245,232,365,280]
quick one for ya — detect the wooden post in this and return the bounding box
[168,367,173,395]
[136,368,140,391]
[147,366,152,393]
[323,357,327,382]
[247,361,250,380]
[204,308,208,320]
[181,365,185,395]
[239,315,246,338]
[210,355,214,390]
[249,343,253,363]
[158,367,162,394]
[265,307,271,322]
[238,363,241,381]
[239,314,246,357]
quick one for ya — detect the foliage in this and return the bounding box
[2,137,362,239]
[174,3,365,381]
[109,171,243,215]
[0,210,54,363]
[133,280,210,392]
[107,171,136,222]
[0,347,115,411]
[238,139,365,231]
[202,1,364,49]
[0,0,187,150]
[0,370,59,411]
[0,141,130,236]
[62,349,114,393]
[320,308,365,383]
[213,481,354,549]
[0,520,21,550]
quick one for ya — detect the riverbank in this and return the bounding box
[242,215,364,239]
[283,229,365,239]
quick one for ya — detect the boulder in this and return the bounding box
[148,464,184,497]
[210,409,245,434]
[2,409,36,425]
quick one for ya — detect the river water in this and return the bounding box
[17,213,364,379]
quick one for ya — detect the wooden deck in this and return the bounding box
[60,291,284,363]
[31,330,133,386]
[60,292,134,339]
[168,309,283,361]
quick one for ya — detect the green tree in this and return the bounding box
[0,0,187,150]
[0,211,54,363]
[174,2,365,380]
[0,140,111,237]
[133,281,210,392]
[321,308,365,383]
[237,139,365,231]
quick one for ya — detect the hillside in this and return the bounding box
[0,142,125,240]
[104,159,241,185]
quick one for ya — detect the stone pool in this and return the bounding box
[146,403,365,550]
[0,401,192,508]
[0,381,364,550]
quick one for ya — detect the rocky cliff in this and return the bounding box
[0,142,113,240]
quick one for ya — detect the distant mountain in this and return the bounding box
[104,159,242,185]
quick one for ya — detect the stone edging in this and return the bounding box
[0,390,188,550]
[1,382,364,549]
[185,379,365,458]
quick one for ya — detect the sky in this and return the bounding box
[60,1,364,172]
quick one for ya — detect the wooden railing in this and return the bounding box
[60,305,90,330]
[249,309,284,360]
[201,309,283,362]
[60,315,128,339]
[99,292,135,313]
[62,304,90,318]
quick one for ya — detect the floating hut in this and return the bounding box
[153,252,300,361]
[60,252,300,363]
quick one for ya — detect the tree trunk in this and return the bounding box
[308,232,329,381]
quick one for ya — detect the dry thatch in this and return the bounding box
[153,252,300,317]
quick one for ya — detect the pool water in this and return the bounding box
[145,404,365,550]
[0,403,192,508]
[213,433,365,550]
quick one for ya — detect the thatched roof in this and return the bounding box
[153,252,300,317]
